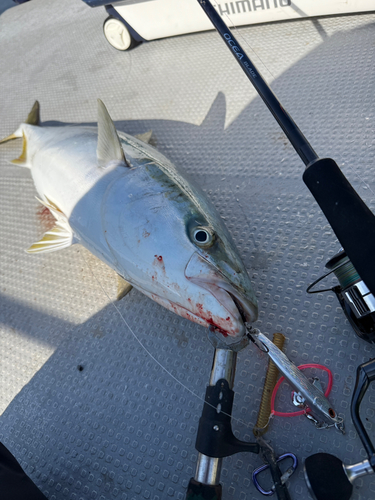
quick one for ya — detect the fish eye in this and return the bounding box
[193,227,214,247]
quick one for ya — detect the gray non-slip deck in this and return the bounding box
[0,1,375,499]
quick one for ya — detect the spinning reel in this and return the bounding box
[308,249,375,343]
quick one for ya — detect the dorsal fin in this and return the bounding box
[97,99,128,167]
[135,130,153,144]
[26,101,40,126]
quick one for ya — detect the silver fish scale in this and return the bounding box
[0,1,375,499]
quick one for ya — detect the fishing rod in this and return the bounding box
[191,5,375,500]
[197,0,375,343]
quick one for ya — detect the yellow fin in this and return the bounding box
[27,223,74,254]
[25,101,40,126]
[0,101,40,145]
[135,130,153,144]
[10,131,28,166]
[36,196,64,219]
[27,197,75,254]
[117,275,133,300]
[0,132,20,145]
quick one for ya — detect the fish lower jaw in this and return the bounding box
[226,290,257,325]
[187,279,257,332]
[147,292,245,338]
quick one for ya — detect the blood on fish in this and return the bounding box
[219,329,229,337]
[153,255,166,275]
[150,294,236,337]
[36,205,55,233]
[195,302,233,337]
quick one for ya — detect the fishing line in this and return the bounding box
[333,258,361,290]
[80,249,204,399]
[342,164,375,205]
[80,248,259,431]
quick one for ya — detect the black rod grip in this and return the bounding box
[185,478,222,500]
[303,158,375,296]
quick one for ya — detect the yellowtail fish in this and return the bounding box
[1,100,258,337]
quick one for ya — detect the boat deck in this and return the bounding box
[0,1,374,499]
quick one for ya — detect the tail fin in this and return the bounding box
[10,131,29,166]
[0,101,40,167]
[0,101,40,145]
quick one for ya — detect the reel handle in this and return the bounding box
[351,359,375,467]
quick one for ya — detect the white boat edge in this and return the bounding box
[107,0,375,41]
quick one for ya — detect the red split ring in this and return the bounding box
[270,363,333,417]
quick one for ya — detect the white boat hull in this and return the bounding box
[111,0,374,41]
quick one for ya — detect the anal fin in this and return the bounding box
[117,275,133,300]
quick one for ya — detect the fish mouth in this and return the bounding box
[185,252,257,337]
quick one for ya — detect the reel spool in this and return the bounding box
[307,250,375,343]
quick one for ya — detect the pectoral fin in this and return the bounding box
[27,223,74,254]
[117,275,133,300]
[27,197,76,254]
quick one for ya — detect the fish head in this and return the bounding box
[101,155,257,339]
[183,206,258,337]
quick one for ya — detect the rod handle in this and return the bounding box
[185,478,222,500]
[303,158,375,296]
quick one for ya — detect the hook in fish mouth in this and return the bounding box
[184,252,258,337]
